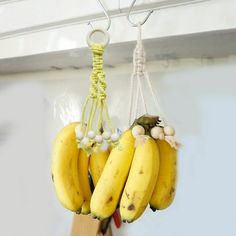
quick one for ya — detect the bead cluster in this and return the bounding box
[75,124,120,152]
[131,124,179,149]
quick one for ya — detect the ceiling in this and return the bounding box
[0,29,236,75]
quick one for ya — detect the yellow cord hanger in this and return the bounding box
[76,30,119,154]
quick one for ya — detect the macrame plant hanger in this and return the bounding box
[76,1,119,154]
[127,0,179,149]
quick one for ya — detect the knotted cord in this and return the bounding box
[128,23,167,126]
[80,43,115,152]
[128,24,180,149]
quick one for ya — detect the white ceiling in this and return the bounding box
[0,29,236,75]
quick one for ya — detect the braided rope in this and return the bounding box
[128,23,168,126]
[81,43,114,143]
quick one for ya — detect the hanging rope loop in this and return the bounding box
[127,23,180,149]
[79,43,117,154]
[128,23,167,125]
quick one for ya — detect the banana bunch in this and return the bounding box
[51,122,109,215]
[51,122,83,213]
[150,139,177,211]
[90,130,135,219]
[119,135,159,222]
[51,114,178,223]
[91,115,178,222]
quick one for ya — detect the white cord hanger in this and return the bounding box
[126,0,180,149]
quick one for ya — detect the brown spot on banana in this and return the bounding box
[170,187,175,194]
[114,170,119,177]
[128,204,135,211]
[106,196,113,203]
[125,190,130,199]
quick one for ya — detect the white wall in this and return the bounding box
[1,56,236,236]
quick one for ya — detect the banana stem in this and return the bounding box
[131,114,161,135]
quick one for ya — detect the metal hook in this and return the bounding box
[88,0,111,31]
[127,0,153,27]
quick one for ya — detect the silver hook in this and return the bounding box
[88,0,111,31]
[127,0,153,27]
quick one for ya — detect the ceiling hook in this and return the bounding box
[127,0,154,27]
[88,0,111,31]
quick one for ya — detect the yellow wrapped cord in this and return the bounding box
[80,43,115,152]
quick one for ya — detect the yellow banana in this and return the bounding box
[51,122,83,212]
[78,149,92,214]
[90,130,135,219]
[89,149,109,186]
[120,136,159,222]
[150,140,177,210]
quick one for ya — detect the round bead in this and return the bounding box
[88,130,96,139]
[81,137,89,146]
[131,125,145,137]
[150,126,163,139]
[164,126,175,136]
[111,132,120,142]
[158,132,165,140]
[102,131,111,140]
[100,142,109,151]
[95,135,103,143]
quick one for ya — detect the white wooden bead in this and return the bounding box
[88,130,96,139]
[150,126,163,139]
[100,142,109,151]
[158,132,165,140]
[132,125,145,137]
[111,133,120,142]
[164,126,175,136]
[95,135,103,143]
[102,131,111,140]
[81,137,89,145]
